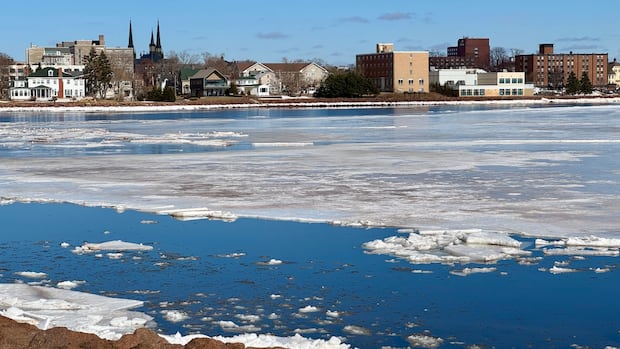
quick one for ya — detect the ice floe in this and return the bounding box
[363,229,529,265]
[406,333,444,348]
[71,240,153,254]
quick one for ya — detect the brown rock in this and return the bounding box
[0,316,290,349]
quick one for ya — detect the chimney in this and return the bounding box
[98,34,105,46]
[57,68,64,99]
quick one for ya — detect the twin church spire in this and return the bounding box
[128,20,163,62]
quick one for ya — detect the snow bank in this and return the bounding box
[0,284,150,340]
[160,208,237,222]
[162,332,354,348]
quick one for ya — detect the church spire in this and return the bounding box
[156,20,162,50]
[128,20,134,49]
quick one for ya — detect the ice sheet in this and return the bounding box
[0,283,150,340]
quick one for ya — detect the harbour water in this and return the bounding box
[1,103,620,348]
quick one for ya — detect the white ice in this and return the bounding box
[0,283,150,340]
[71,240,153,254]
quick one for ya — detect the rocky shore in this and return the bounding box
[0,315,283,349]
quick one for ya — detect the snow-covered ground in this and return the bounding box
[1,100,620,347]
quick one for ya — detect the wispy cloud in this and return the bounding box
[559,44,602,52]
[256,32,288,40]
[556,36,600,42]
[339,16,369,24]
[378,12,413,21]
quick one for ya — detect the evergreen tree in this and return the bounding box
[314,72,378,98]
[83,48,113,99]
[579,72,592,94]
[565,71,580,95]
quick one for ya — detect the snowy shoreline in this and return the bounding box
[1,96,620,114]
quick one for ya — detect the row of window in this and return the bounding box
[9,89,84,98]
[397,78,425,85]
[499,77,524,84]
[29,79,84,85]
[460,88,525,96]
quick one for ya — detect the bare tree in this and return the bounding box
[168,50,200,65]
[490,47,509,71]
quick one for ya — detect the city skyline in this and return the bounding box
[1,0,619,65]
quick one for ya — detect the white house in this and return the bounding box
[9,67,86,101]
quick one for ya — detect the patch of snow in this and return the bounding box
[72,240,153,254]
[299,305,320,313]
[15,271,48,279]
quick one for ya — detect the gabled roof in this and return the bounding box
[28,67,74,78]
[262,63,309,73]
[236,61,256,72]
[179,67,200,80]
[190,68,227,81]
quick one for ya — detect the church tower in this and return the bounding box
[128,20,135,60]
[148,30,156,56]
[155,20,162,58]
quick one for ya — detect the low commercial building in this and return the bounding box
[457,71,534,97]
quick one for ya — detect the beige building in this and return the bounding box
[609,59,620,89]
[458,71,534,97]
[356,43,429,93]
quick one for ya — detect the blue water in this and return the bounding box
[1,202,619,348]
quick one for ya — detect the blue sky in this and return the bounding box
[1,0,618,65]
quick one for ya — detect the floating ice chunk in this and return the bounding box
[60,242,70,248]
[215,252,246,258]
[259,258,283,265]
[72,240,153,254]
[15,271,48,279]
[299,305,320,313]
[407,333,444,348]
[140,220,158,225]
[235,314,260,322]
[594,267,611,273]
[270,294,282,299]
[549,266,579,274]
[216,320,261,333]
[543,247,620,256]
[107,253,124,259]
[56,280,86,290]
[343,325,371,336]
[267,313,280,320]
[326,310,340,318]
[450,267,497,276]
[162,310,189,323]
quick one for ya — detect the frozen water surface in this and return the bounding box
[1,102,620,348]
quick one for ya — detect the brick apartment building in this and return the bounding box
[515,44,608,89]
[356,43,429,93]
[430,37,490,70]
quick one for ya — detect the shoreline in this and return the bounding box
[1,95,620,113]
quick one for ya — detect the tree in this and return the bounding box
[0,52,14,100]
[565,71,580,95]
[490,47,510,71]
[314,72,379,98]
[580,72,592,94]
[83,48,113,99]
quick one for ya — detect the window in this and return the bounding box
[479,89,485,96]
[518,78,523,83]
[499,78,505,84]
[512,78,517,83]
[408,79,413,85]
[518,89,523,96]
[500,89,505,96]
[418,78,424,85]
[505,89,511,96]
[48,70,53,77]
[398,79,403,85]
